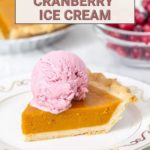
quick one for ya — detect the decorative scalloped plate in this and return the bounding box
[0,70,150,150]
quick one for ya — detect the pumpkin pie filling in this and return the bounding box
[22,84,121,134]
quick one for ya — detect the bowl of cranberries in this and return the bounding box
[96,4,150,68]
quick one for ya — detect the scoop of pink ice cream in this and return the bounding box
[30,51,88,114]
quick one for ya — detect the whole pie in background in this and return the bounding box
[0,0,69,39]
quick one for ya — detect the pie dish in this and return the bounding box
[0,0,72,54]
[0,0,69,39]
[22,72,136,141]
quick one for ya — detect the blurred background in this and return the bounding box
[0,0,150,84]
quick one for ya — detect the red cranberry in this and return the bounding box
[143,0,150,14]
[109,32,121,38]
[147,4,150,13]
[118,24,135,31]
[144,49,150,60]
[121,35,129,40]
[134,25,144,32]
[142,36,150,44]
[115,46,128,57]
[135,8,140,14]
[129,35,141,42]
[147,18,150,25]
[142,0,150,10]
[130,48,143,59]
[106,24,119,28]
[135,11,148,25]
[143,24,150,32]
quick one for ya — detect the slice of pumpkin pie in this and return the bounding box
[22,51,136,141]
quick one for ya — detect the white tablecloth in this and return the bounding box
[0,24,150,84]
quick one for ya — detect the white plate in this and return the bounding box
[0,69,150,150]
[0,25,74,54]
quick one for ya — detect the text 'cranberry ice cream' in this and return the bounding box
[30,51,88,114]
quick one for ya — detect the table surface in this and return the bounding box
[0,24,150,84]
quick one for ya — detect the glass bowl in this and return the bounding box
[95,24,150,68]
